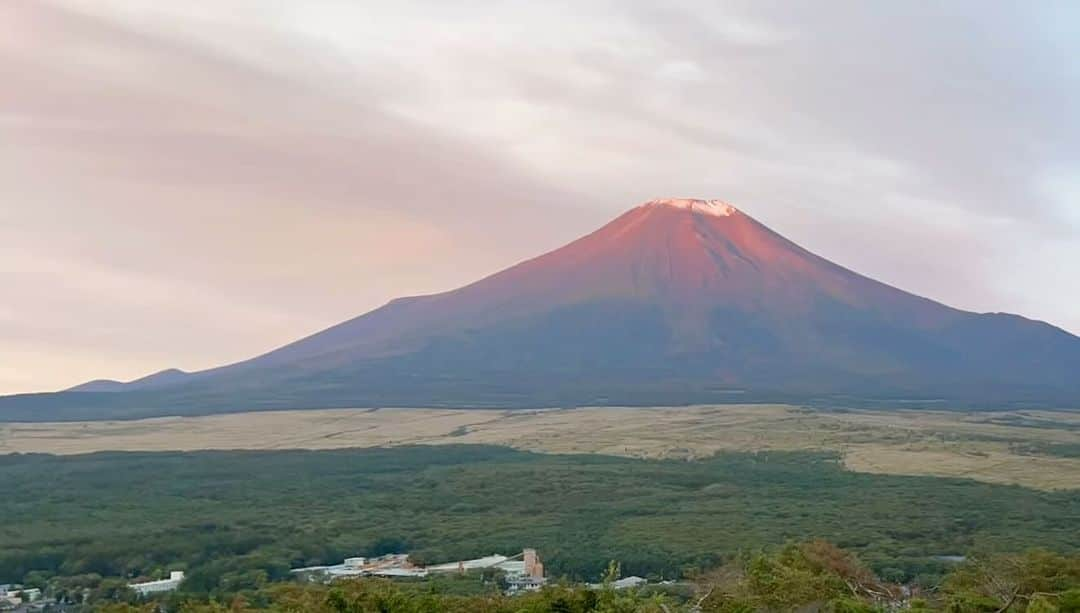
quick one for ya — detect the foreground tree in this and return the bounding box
[694,541,898,613]
[941,550,1080,613]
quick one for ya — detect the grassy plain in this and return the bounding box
[4,405,1080,489]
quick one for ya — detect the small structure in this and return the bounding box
[129,571,185,597]
[505,573,546,593]
[504,549,547,593]
[588,575,647,591]
[524,549,544,579]
[610,576,647,590]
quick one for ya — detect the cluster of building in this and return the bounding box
[291,548,547,593]
[5,548,661,607]
[0,571,189,608]
[0,584,42,608]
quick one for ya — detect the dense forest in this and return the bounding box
[3,444,1079,607]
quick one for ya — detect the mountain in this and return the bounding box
[4,198,1079,421]
[66,368,191,392]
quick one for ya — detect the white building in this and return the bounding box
[610,576,647,590]
[291,553,426,580]
[129,571,185,597]
[1,585,42,605]
[427,554,510,573]
[588,575,647,591]
[343,557,366,569]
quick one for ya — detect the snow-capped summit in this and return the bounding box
[645,198,739,217]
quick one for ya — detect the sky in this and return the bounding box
[2,1,1079,395]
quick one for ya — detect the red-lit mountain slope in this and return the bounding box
[5,199,1079,420]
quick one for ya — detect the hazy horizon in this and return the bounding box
[3,1,1079,395]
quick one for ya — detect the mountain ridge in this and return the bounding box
[7,198,1080,421]
[66,368,190,393]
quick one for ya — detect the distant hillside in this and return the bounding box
[66,368,190,393]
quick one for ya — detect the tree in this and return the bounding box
[942,550,1080,612]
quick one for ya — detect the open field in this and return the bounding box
[3,405,1080,489]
